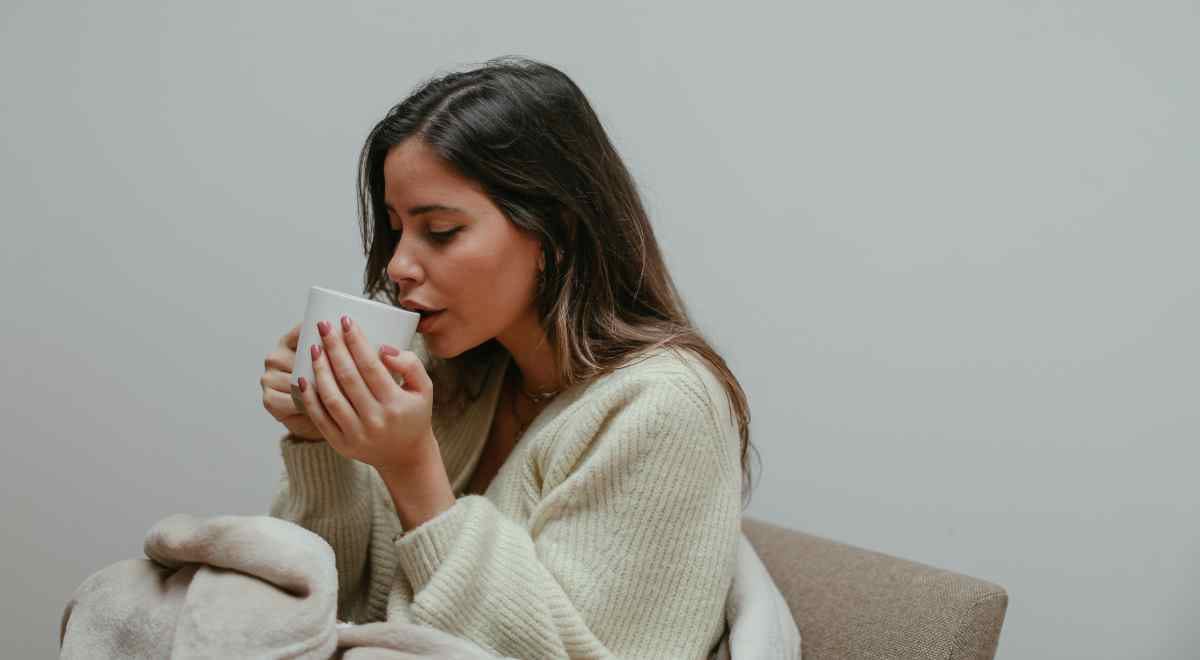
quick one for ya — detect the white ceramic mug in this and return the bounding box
[290,286,421,412]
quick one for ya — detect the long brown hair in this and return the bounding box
[356,56,759,506]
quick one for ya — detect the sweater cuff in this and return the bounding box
[391,494,478,591]
[278,433,368,514]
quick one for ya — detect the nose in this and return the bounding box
[386,236,423,287]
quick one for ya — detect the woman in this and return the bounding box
[261,56,758,659]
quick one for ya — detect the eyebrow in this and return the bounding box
[384,203,466,217]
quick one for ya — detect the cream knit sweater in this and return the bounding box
[269,336,743,659]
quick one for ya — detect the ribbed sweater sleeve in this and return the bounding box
[267,435,400,624]
[390,375,742,659]
[267,336,437,623]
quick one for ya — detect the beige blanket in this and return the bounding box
[59,513,799,658]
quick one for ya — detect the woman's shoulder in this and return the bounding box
[578,345,736,437]
[538,345,741,488]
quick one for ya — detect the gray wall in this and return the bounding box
[2,1,1196,657]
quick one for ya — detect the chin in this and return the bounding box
[427,333,500,361]
[419,334,445,358]
[421,334,462,360]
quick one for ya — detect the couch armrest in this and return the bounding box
[743,517,1008,660]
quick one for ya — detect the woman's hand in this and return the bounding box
[296,315,436,474]
[261,322,325,441]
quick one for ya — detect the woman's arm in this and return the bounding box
[389,375,742,659]
[268,334,436,623]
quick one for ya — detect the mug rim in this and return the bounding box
[310,286,419,317]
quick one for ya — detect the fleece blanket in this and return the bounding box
[59,513,800,658]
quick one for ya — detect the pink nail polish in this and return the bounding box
[311,344,321,360]
[341,315,351,332]
[318,320,330,337]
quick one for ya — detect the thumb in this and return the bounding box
[380,346,432,394]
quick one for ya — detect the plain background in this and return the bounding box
[2,1,1196,657]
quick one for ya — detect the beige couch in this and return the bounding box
[743,517,1009,660]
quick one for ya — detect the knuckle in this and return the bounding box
[303,398,320,417]
[265,353,288,372]
[304,402,320,419]
[326,400,348,418]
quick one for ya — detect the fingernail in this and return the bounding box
[311,344,321,360]
[380,344,399,357]
[341,315,352,332]
[318,320,330,337]
[298,377,307,392]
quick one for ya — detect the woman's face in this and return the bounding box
[383,137,542,359]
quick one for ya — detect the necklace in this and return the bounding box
[521,382,561,403]
[508,361,561,440]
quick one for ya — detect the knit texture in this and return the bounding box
[269,336,743,659]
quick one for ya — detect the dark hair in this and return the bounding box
[356,56,759,506]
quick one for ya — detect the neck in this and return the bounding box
[496,312,561,395]
[503,361,549,428]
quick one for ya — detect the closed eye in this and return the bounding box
[429,227,462,243]
[387,224,462,244]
